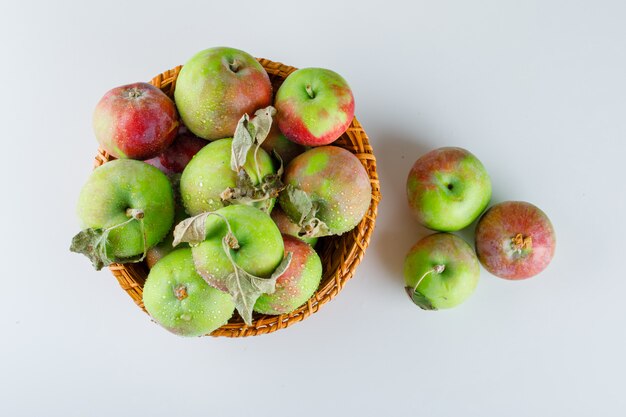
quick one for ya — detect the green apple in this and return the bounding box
[190,205,284,291]
[406,147,491,231]
[404,233,480,310]
[143,248,235,337]
[180,138,276,215]
[173,205,287,325]
[174,47,273,140]
[71,159,175,270]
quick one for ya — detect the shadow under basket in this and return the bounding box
[94,58,381,337]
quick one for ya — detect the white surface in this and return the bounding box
[2,1,625,416]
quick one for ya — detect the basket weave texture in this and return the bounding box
[93,58,381,337]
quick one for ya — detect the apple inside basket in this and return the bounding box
[94,59,381,337]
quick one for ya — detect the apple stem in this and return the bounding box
[174,284,188,301]
[305,84,315,99]
[126,87,143,99]
[126,208,145,220]
[511,233,532,252]
[229,59,241,73]
[209,212,240,250]
[412,264,446,293]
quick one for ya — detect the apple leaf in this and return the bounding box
[230,106,276,172]
[220,169,284,213]
[284,185,332,238]
[231,114,255,172]
[405,287,437,311]
[70,215,147,271]
[172,212,212,247]
[250,106,275,148]
[272,150,285,178]
[70,228,111,271]
[224,106,282,211]
[222,251,293,325]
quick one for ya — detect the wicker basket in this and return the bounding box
[93,58,381,337]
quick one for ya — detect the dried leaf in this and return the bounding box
[231,114,255,172]
[223,251,293,325]
[284,185,332,238]
[172,212,211,247]
[220,169,284,212]
[272,150,284,178]
[70,221,148,271]
[250,106,276,147]
[286,185,313,226]
[300,217,331,238]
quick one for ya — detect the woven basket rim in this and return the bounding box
[94,57,381,337]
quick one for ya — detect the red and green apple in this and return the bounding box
[174,47,272,140]
[275,68,354,146]
[407,147,491,231]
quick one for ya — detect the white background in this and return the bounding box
[2,1,625,416]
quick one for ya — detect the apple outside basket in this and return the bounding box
[93,58,381,337]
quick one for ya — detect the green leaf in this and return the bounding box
[284,185,332,238]
[405,287,437,311]
[172,212,211,247]
[70,228,110,271]
[70,219,148,271]
[223,251,293,326]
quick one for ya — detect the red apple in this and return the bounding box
[275,68,355,146]
[254,235,322,315]
[260,122,306,166]
[475,201,556,280]
[93,82,179,160]
[145,126,206,175]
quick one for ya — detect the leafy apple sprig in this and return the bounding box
[220,106,285,212]
[283,185,332,238]
[173,211,292,325]
[70,209,147,270]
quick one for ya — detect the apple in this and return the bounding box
[179,137,275,215]
[270,207,318,247]
[475,201,556,280]
[143,248,235,337]
[404,233,480,310]
[145,125,206,175]
[189,205,285,293]
[407,147,491,231]
[260,122,306,166]
[275,68,355,146]
[71,159,175,269]
[278,146,371,237]
[173,204,287,324]
[254,235,322,315]
[146,205,189,269]
[174,47,272,140]
[93,82,178,160]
